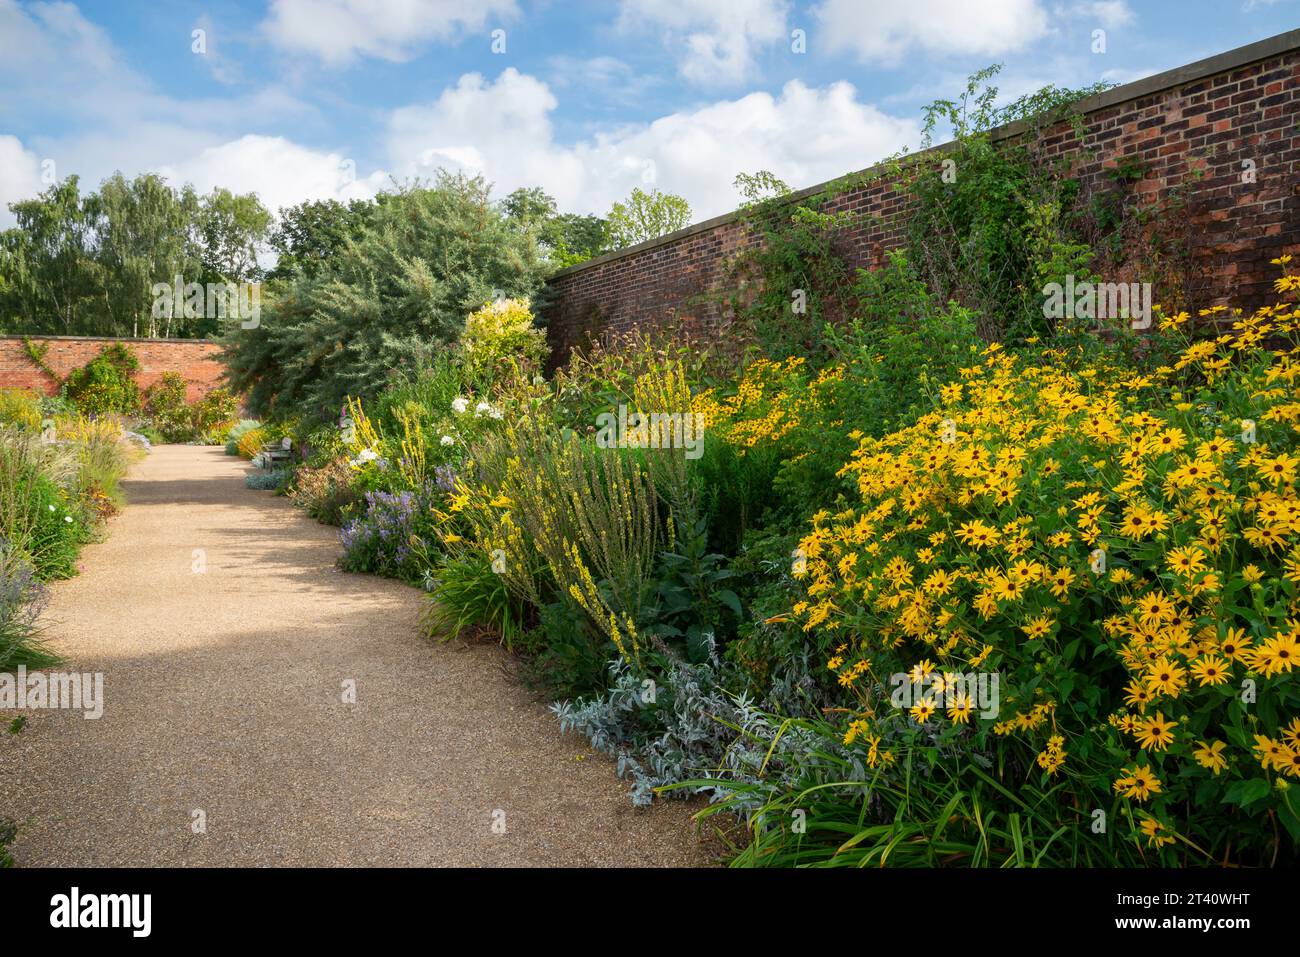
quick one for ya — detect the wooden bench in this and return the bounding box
[259,438,294,469]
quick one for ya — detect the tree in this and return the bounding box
[223,173,548,419]
[547,213,607,268]
[266,198,375,281]
[501,186,556,238]
[95,172,201,337]
[2,177,100,334]
[502,188,607,269]
[604,187,692,249]
[0,173,267,338]
[196,188,271,284]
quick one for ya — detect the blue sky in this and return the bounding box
[1,0,1296,228]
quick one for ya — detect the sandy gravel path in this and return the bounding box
[1,445,710,866]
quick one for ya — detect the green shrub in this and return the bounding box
[457,298,548,390]
[63,343,141,416]
[144,372,194,443]
[245,469,289,491]
[221,174,548,419]
[514,598,607,698]
[0,431,86,580]
[420,550,528,648]
[193,388,240,443]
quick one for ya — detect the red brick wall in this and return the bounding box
[543,31,1300,363]
[0,336,227,403]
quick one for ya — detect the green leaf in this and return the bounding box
[715,589,743,616]
[1222,777,1271,807]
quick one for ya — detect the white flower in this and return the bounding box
[440,435,455,447]
[348,447,379,468]
[474,401,492,417]
[451,397,469,414]
[48,504,56,512]
[488,406,504,420]
[64,515,72,523]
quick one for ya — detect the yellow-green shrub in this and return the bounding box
[236,427,266,459]
[440,413,659,666]
[0,389,43,433]
[457,298,548,388]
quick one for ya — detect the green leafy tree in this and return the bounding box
[502,188,607,269]
[547,213,608,268]
[94,172,202,338]
[1,177,101,334]
[604,187,691,249]
[223,174,547,419]
[0,173,267,338]
[266,198,375,281]
[196,188,271,284]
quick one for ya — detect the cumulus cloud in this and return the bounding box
[0,135,46,228]
[156,135,389,214]
[386,68,919,220]
[813,0,1051,64]
[617,0,791,85]
[388,69,588,202]
[261,0,519,65]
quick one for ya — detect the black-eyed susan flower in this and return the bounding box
[1193,739,1229,775]
[1135,711,1177,751]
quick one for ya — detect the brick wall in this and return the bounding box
[0,336,227,403]
[543,30,1300,363]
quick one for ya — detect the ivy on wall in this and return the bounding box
[716,66,1205,357]
[21,337,61,385]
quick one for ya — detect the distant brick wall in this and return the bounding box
[543,30,1300,363]
[0,336,227,403]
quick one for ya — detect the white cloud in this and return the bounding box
[0,135,46,228]
[386,68,919,221]
[261,0,519,65]
[813,0,1051,64]
[617,0,790,85]
[388,69,588,202]
[1072,1,1135,28]
[156,135,389,214]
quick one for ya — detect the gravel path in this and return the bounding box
[1,445,711,866]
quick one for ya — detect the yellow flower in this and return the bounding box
[1113,765,1162,802]
[1145,657,1187,699]
[1134,711,1177,751]
[1139,817,1176,849]
[1048,565,1076,599]
[1193,739,1228,775]
[947,693,973,724]
[1021,615,1053,639]
[1190,654,1230,687]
